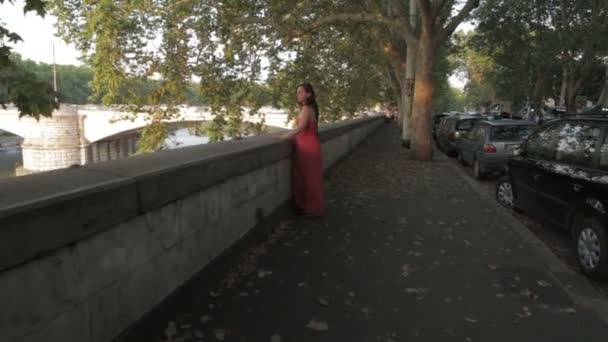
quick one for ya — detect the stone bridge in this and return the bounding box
[0,105,293,173]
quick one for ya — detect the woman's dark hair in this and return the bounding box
[297,83,320,135]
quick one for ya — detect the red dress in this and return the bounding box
[292,116,325,216]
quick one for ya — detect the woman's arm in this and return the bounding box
[274,107,311,140]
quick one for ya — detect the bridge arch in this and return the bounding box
[0,127,25,139]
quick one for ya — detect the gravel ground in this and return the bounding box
[451,158,608,297]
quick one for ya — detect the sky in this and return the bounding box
[1,0,472,88]
[1,1,81,65]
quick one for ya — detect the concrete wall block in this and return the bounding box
[91,241,185,342]
[19,304,90,342]
[229,172,255,208]
[204,186,221,224]
[75,218,142,300]
[176,191,208,240]
[253,163,280,199]
[0,248,83,341]
[143,202,183,251]
[180,222,217,283]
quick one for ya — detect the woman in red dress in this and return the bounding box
[273,83,325,217]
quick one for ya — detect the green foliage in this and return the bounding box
[51,0,477,158]
[267,26,393,122]
[0,55,58,118]
[433,43,465,112]
[0,0,58,118]
[469,0,608,112]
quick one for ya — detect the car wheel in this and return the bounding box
[473,160,484,180]
[495,176,514,209]
[573,216,608,280]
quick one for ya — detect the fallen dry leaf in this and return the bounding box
[258,270,273,279]
[487,264,497,271]
[520,289,539,300]
[361,307,374,315]
[200,315,211,324]
[307,320,329,331]
[557,307,577,315]
[209,291,220,299]
[164,321,177,338]
[537,280,552,288]
[405,288,428,294]
[270,334,281,342]
[214,329,226,341]
[464,317,478,324]
[317,298,329,307]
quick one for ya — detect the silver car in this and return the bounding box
[457,120,537,179]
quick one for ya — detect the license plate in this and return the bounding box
[506,144,519,151]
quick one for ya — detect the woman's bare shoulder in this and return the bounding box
[300,105,314,115]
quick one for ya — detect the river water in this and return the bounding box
[0,126,211,179]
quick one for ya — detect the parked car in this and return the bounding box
[457,120,537,179]
[540,107,567,124]
[496,114,608,279]
[436,115,482,157]
[432,112,455,140]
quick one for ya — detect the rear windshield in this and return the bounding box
[490,125,536,141]
[456,119,479,131]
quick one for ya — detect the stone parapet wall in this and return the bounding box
[0,116,383,342]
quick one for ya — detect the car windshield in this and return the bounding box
[456,119,479,131]
[490,125,535,142]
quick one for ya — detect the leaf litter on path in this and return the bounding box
[361,307,375,316]
[405,288,428,294]
[214,329,226,341]
[317,297,329,307]
[258,270,273,279]
[537,280,552,287]
[164,321,177,338]
[307,320,329,331]
[464,317,478,324]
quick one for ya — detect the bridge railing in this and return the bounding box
[0,115,383,342]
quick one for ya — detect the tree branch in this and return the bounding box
[435,0,480,44]
[237,12,418,45]
[416,0,434,23]
[388,0,409,23]
[379,40,406,84]
[432,0,452,18]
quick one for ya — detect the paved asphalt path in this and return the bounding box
[119,123,608,342]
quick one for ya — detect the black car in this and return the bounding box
[496,114,608,279]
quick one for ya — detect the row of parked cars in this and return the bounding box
[434,108,608,280]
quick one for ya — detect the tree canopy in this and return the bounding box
[460,0,608,114]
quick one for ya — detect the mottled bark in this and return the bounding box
[409,27,435,161]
